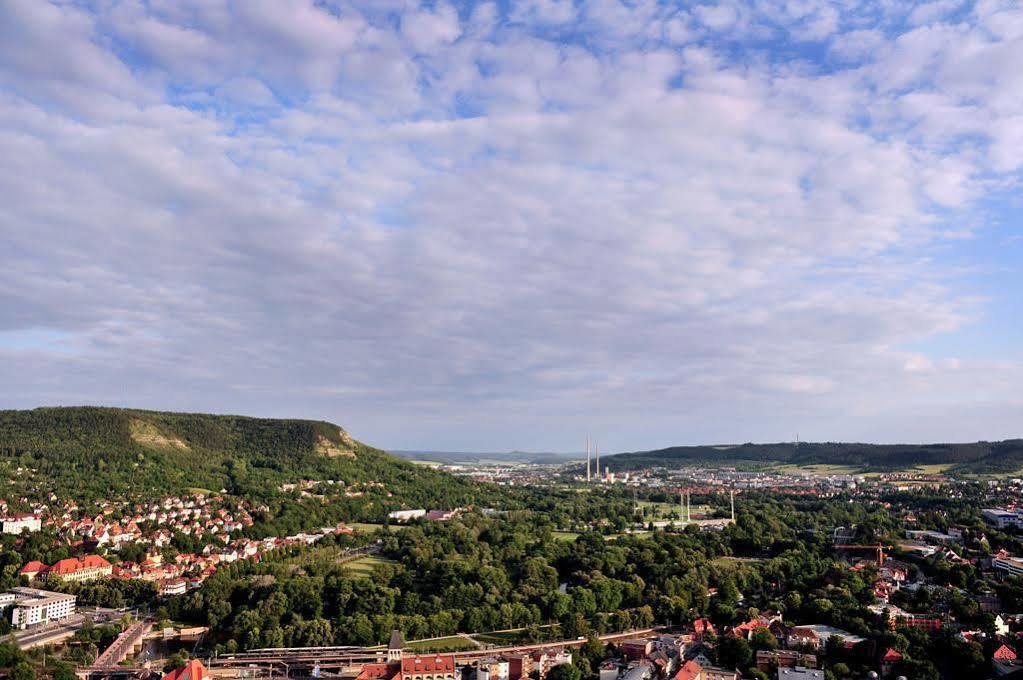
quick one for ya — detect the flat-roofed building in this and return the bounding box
[983,509,1023,529]
[6,587,76,629]
[776,668,823,679]
[993,554,1023,578]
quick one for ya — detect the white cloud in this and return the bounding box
[401,3,462,54]
[0,0,1021,449]
[510,0,577,26]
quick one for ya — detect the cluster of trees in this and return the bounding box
[46,577,157,608]
[0,407,485,511]
[0,642,76,680]
[152,497,887,656]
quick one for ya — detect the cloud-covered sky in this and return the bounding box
[2,0,1022,452]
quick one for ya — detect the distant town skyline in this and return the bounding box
[1,1,1022,451]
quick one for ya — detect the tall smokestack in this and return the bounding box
[595,443,600,480]
[586,437,591,482]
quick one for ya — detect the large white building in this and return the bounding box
[993,554,1023,578]
[5,587,76,629]
[983,508,1023,530]
[387,509,427,522]
[1,515,41,535]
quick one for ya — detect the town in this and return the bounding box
[3,463,1023,680]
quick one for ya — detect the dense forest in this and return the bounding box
[0,407,484,513]
[152,490,1006,680]
[605,439,1023,472]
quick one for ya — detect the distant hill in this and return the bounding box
[604,439,1023,473]
[0,407,480,506]
[390,450,579,465]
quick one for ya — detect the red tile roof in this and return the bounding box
[50,554,111,575]
[692,618,716,635]
[356,663,401,680]
[401,656,455,674]
[995,644,1018,661]
[19,560,47,576]
[162,659,207,680]
[674,660,702,680]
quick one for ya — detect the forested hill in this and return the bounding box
[606,439,1023,473]
[0,407,479,507]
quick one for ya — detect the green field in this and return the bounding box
[472,630,528,645]
[636,500,711,519]
[907,463,956,474]
[771,463,864,475]
[344,555,395,577]
[405,636,479,652]
[552,531,580,542]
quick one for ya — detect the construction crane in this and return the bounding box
[833,543,894,564]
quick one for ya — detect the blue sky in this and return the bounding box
[1,0,1022,452]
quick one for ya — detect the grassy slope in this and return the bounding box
[0,406,476,504]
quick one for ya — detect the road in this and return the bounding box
[13,606,127,649]
[13,614,87,649]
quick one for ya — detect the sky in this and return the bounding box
[1,0,1022,453]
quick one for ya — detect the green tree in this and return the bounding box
[750,629,777,651]
[9,662,35,680]
[546,664,582,680]
[716,636,753,670]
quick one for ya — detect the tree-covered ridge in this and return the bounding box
[0,406,478,507]
[606,439,1023,472]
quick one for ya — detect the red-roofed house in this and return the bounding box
[994,644,1018,661]
[356,663,401,680]
[48,555,113,582]
[18,561,48,581]
[163,659,207,680]
[401,655,456,680]
[880,648,902,677]
[691,619,716,641]
[674,660,702,680]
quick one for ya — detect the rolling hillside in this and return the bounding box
[604,439,1023,473]
[0,407,480,507]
